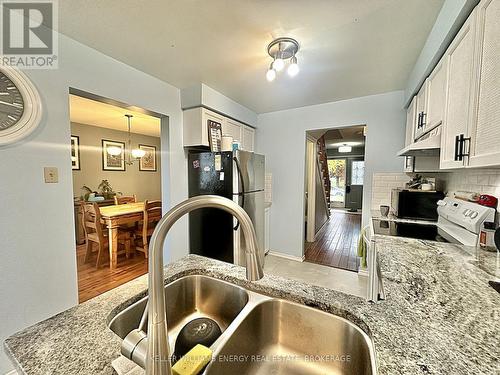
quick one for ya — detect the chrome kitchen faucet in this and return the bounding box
[121,195,264,375]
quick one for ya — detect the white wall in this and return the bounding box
[0,33,188,373]
[405,0,479,105]
[256,91,405,258]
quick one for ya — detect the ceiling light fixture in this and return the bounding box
[106,114,145,163]
[266,37,300,81]
[339,144,352,153]
[288,55,299,77]
[266,64,276,82]
[125,114,146,162]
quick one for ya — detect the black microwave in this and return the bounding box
[391,189,445,221]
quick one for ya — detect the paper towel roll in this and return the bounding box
[222,136,233,151]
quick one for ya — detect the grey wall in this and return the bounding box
[256,91,405,258]
[71,122,161,201]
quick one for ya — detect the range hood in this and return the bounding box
[397,126,441,157]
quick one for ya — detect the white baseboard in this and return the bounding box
[5,370,18,375]
[267,251,305,262]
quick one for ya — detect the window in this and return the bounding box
[351,161,365,185]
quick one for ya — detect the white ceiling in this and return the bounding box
[58,0,444,113]
[69,95,161,137]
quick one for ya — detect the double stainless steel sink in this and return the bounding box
[108,275,376,375]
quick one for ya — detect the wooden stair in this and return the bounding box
[317,135,331,211]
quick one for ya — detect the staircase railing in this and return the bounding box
[317,136,331,214]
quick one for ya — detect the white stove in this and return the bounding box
[437,197,496,246]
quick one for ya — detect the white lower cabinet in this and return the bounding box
[264,206,270,253]
[468,0,500,167]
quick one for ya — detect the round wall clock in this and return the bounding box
[0,66,42,146]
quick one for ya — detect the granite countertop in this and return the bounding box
[5,243,500,374]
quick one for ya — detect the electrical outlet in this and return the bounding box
[44,167,58,183]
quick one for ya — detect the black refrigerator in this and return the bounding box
[188,150,265,266]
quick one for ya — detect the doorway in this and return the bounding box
[304,125,366,272]
[69,89,166,303]
[328,159,347,208]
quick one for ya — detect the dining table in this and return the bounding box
[99,202,145,269]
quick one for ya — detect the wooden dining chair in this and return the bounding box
[82,202,132,268]
[134,200,162,259]
[114,194,137,205]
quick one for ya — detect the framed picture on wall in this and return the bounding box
[139,144,157,171]
[71,135,80,170]
[102,139,126,171]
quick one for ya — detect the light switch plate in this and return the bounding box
[44,167,58,183]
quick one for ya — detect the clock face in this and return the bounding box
[0,72,25,131]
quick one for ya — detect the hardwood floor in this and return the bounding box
[304,211,361,272]
[76,243,148,303]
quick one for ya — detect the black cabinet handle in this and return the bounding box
[454,135,460,161]
[461,135,471,159]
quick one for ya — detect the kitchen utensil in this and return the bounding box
[477,194,498,209]
[479,221,497,251]
[421,183,433,191]
[221,135,233,152]
[173,317,222,363]
[380,205,389,217]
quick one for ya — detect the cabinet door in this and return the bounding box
[426,57,448,131]
[241,126,255,152]
[405,96,417,146]
[440,10,477,169]
[468,0,500,167]
[223,118,243,143]
[414,80,429,140]
[202,109,225,147]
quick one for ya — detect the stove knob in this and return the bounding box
[470,211,478,219]
[463,209,470,216]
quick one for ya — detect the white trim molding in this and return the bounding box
[267,251,305,262]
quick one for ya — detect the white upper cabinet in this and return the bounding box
[183,107,255,151]
[414,80,429,140]
[183,107,225,148]
[223,118,243,143]
[468,0,500,167]
[426,57,448,131]
[440,9,477,169]
[241,125,255,152]
[405,96,417,146]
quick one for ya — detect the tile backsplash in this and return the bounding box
[371,173,408,210]
[441,169,500,199]
[371,169,500,211]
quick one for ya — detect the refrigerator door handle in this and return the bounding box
[233,156,245,230]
